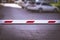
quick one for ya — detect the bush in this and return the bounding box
[51,1,60,9]
[57,1,60,9]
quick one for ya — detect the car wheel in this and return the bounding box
[25,7,29,11]
[39,8,43,13]
[22,6,24,9]
[54,8,58,13]
[24,7,27,9]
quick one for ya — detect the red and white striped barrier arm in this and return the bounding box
[0,20,60,25]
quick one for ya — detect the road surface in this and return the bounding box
[0,6,60,20]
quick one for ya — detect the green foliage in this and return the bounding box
[51,1,60,9]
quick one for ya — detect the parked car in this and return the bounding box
[14,0,20,4]
[26,1,59,12]
[19,1,31,8]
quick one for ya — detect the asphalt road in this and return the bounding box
[0,6,60,40]
[0,6,60,20]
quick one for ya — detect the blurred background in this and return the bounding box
[0,0,60,40]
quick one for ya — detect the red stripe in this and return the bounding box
[48,21,56,24]
[26,21,34,24]
[4,21,12,24]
